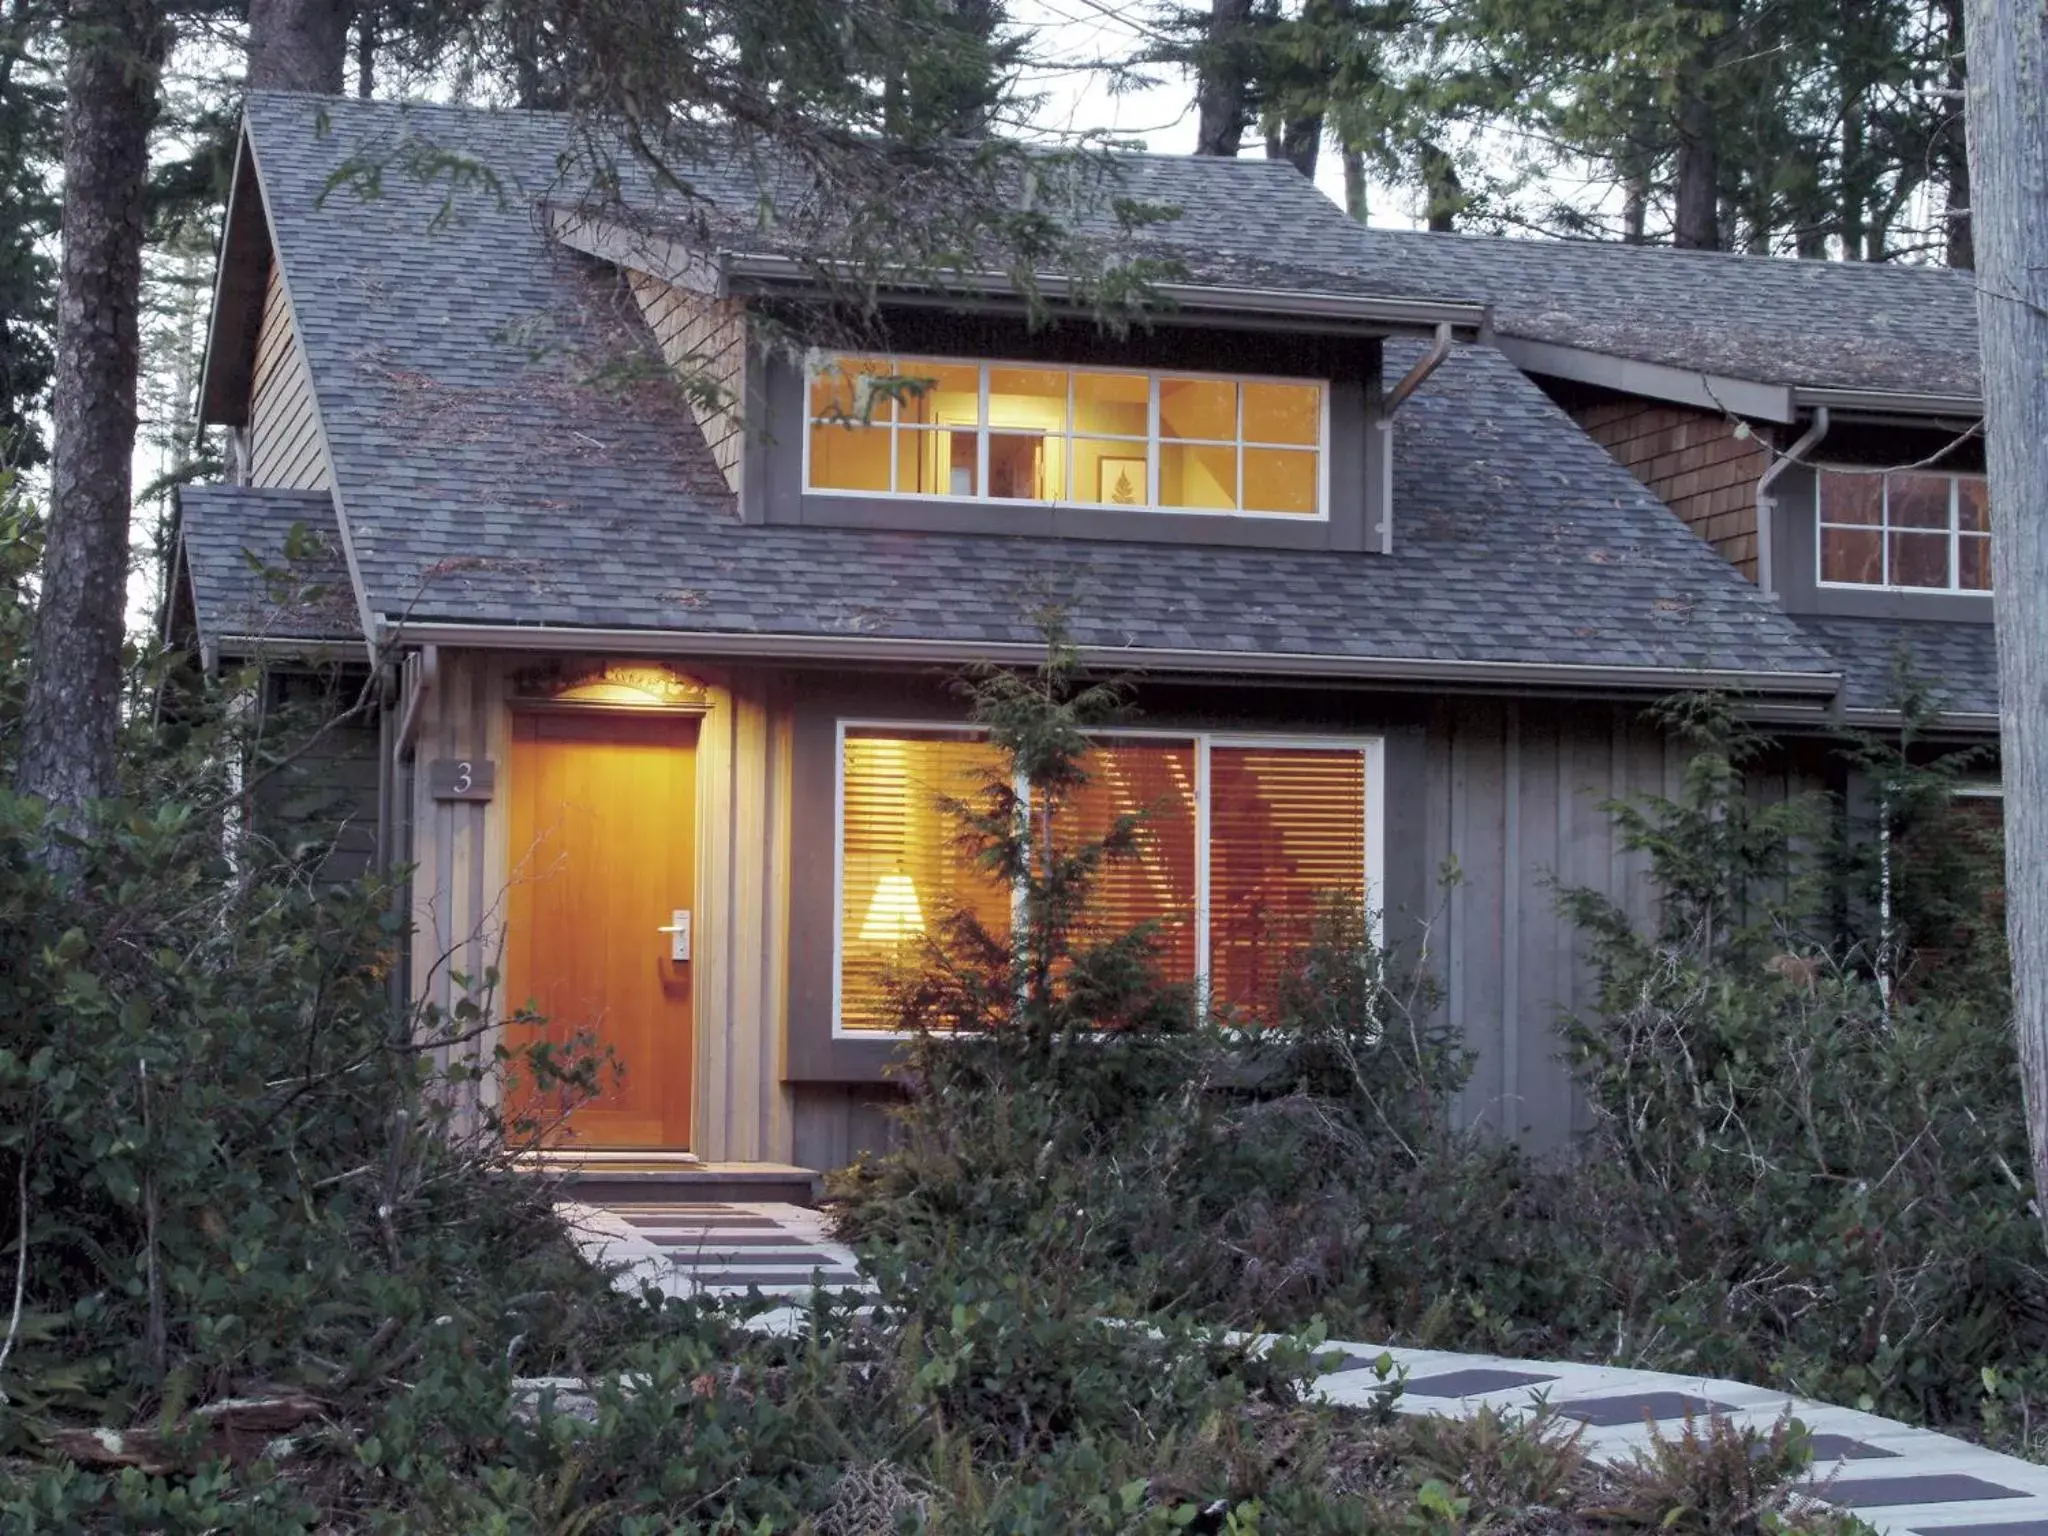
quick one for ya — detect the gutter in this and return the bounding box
[1756,407,1829,596]
[372,617,1840,702]
[1791,385,1982,419]
[1373,321,1456,554]
[719,251,1489,337]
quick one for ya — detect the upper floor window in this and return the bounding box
[805,354,1327,519]
[1818,468,1991,594]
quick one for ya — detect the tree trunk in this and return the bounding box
[1964,0,2048,1246]
[16,0,163,815]
[1195,0,1255,157]
[1268,111,1322,179]
[1419,139,1460,232]
[1943,0,1973,268]
[1342,144,1367,221]
[355,3,375,99]
[247,0,350,93]
[1673,76,1720,248]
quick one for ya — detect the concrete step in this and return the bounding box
[551,1162,822,1207]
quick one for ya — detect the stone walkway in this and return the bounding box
[559,1199,2048,1535]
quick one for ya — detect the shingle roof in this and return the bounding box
[178,484,364,650]
[1796,615,1998,719]
[1340,228,1980,399]
[215,91,1837,689]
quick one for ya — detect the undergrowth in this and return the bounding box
[837,662,2046,1462]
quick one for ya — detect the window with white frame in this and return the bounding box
[1817,468,1991,593]
[805,354,1328,518]
[833,724,1383,1033]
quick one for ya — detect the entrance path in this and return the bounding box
[558,1199,2048,1535]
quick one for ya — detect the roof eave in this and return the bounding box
[196,126,270,428]
[1492,334,1796,423]
[371,616,1838,702]
[719,251,1491,338]
[1789,385,1983,419]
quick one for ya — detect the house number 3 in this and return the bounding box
[429,756,496,802]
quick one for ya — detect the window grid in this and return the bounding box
[805,354,1328,519]
[1816,468,1992,595]
[831,722,1383,1038]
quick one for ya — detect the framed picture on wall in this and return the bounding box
[1097,456,1146,506]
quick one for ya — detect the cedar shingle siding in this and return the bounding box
[1572,399,1766,580]
[627,270,747,495]
[248,259,330,490]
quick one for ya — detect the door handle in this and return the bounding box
[657,909,692,962]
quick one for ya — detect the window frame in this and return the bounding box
[830,719,1385,1039]
[1813,466,1993,597]
[801,352,1334,524]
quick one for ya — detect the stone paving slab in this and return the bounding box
[1308,1341,2048,1536]
[557,1201,2048,1534]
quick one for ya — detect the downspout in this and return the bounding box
[384,644,435,1033]
[1755,406,1830,597]
[1375,321,1456,554]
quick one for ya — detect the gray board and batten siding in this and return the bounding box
[778,670,1769,1164]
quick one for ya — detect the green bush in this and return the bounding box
[838,674,2045,1458]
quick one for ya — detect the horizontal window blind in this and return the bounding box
[839,732,1011,1031]
[1208,746,1368,1019]
[1055,741,1199,984]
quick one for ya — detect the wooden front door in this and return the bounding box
[505,711,698,1149]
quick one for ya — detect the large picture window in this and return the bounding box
[805,354,1327,518]
[1817,469,1991,594]
[833,725,1381,1034]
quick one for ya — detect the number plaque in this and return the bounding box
[429,757,496,802]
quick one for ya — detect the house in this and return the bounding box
[170,92,1988,1182]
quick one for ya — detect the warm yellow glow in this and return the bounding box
[858,870,926,945]
[550,662,707,707]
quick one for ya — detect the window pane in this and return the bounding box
[1242,447,1319,515]
[1820,471,1881,526]
[1959,477,1992,534]
[1159,377,1236,441]
[1241,381,1319,445]
[809,421,892,492]
[989,432,1058,500]
[1057,741,1198,985]
[1073,371,1148,437]
[896,362,980,428]
[897,427,977,497]
[840,734,1012,1031]
[1890,530,1951,589]
[1960,533,1993,591]
[1073,440,1149,506]
[1821,526,1882,585]
[1160,442,1238,510]
[1888,472,1952,531]
[1208,746,1367,1020]
[988,367,1067,432]
[809,356,895,421]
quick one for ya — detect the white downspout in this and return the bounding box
[1755,406,1830,597]
[1376,321,1456,554]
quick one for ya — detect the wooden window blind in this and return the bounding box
[838,731,1011,1031]
[1207,746,1368,1017]
[1055,741,1199,983]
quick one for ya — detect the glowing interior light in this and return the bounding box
[858,870,926,945]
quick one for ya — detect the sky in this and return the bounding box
[1006,0,1424,225]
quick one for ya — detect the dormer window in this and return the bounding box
[805,354,1328,519]
[1818,468,1991,594]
